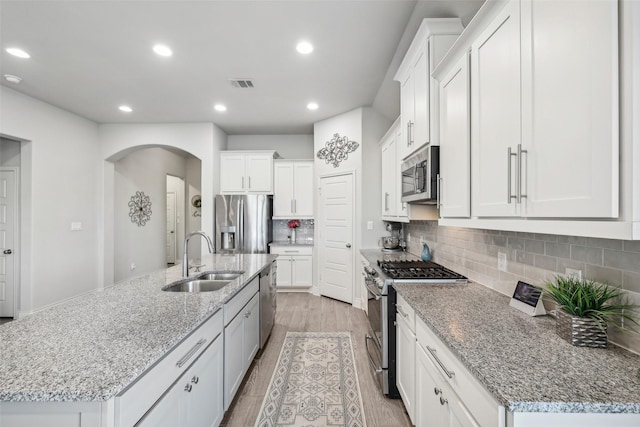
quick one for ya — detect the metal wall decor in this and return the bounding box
[317,133,359,168]
[128,191,152,226]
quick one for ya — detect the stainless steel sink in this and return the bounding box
[163,279,231,293]
[197,272,242,281]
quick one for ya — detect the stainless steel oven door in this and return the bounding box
[365,278,382,346]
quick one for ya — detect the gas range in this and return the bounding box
[376,260,467,283]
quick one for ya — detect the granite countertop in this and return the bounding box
[0,253,276,403]
[393,282,640,414]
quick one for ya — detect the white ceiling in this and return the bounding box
[0,0,484,135]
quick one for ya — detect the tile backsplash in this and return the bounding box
[273,219,314,244]
[404,221,640,354]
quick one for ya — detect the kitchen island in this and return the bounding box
[0,254,276,426]
[394,281,640,426]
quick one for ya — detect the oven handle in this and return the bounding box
[365,335,383,374]
[365,281,382,300]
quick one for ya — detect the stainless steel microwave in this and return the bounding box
[401,146,439,204]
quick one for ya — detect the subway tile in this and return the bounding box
[524,239,545,255]
[516,232,536,239]
[515,250,535,266]
[558,235,586,245]
[534,233,558,243]
[584,237,623,251]
[507,237,525,251]
[524,264,555,283]
[585,264,623,286]
[489,235,508,248]
[623,240,640,253]
[506,260,524,276]
[534,254,557,272]
[571,245,603,265]
[604,249,640,274]
[545,242,571,259]
[622,271,640,293]
[556,259,586,275]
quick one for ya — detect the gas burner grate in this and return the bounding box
[377,260,467,281]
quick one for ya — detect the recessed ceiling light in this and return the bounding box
[214,104,227,112]
[153,44,172,57]
[119,105,133,113]
[307,102,319,111]
[4,75,22,84]
[296,41,314,55]
[6,47,30,59]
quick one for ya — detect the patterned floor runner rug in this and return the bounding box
[255,331,367,427]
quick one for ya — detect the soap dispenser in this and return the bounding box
[421,242,432,261]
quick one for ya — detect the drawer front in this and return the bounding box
[396,294,415,333]
[270,246,313,256]
[416,316,503,427]
[224,276,259,326]
[116,310,223,427]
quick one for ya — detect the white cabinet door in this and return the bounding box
[220,154,247,193]
[185,337,224,427]
[275,257,292,288]
[246,154,273,193]
[243,293,260,368]
[396,312,415,423]
[439,53,471,218]
[471,0,521,217]
[399,71,415,160]
[291,256,313,287]
[381,135,397,218]
[415,343,448,427]
[412,47,429,150]
[273,162,294,217]
[521,0,618,218]
[136,380,183,427]
[293,162,314,217]
[223,308,244,410]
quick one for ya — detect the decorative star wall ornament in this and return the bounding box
[317,133,359,168]
[128,191,152,226]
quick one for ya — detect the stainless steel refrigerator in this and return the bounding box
[215,194,273,254]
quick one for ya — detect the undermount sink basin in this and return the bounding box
[197,272,242,281]
[163,279,231,293]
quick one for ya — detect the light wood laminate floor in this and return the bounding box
[220,292,411,427]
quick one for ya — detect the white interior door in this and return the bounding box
[166,192,177,264]
[0,169,16,318]
[318,173,354,304]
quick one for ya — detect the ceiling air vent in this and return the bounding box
[229,79,254,88]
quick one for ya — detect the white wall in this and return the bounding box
[99,123,227,285]
[228,134,314,159]
[313,107,389,304]
[0,86,101,314]
[186,157,202,258]
[113,148,190,281]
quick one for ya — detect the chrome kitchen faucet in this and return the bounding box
[183,231,214,277]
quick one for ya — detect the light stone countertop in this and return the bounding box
[393,282,640,414]
[360,249,640,414]
[0,253,276,403]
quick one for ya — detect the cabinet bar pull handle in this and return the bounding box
[294,199,296,213]
[291,200,294,213]
[426,345,455,379]
[507,147,517,204]
[517,144,527,203]
[436,174,442,210]
[248,176,251,189]
[384,192,389,211]
[176,338,207,368]
[409,121,414,145]
[242,176,245,189]
[396,303,408,319]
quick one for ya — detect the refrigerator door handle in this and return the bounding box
[239,199,245,252]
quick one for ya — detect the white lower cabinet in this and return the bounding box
[415,315,503,427]
[271,246,313,289]
[138,336,224,427]
[396,294,416,423]
[223,280,260,410]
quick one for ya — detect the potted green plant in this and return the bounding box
[545,276,639,348]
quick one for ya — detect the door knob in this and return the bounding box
[346,244,351,248]
[3,249,12,255]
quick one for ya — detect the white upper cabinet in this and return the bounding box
[380,119,409,222]
[469,0,618,219]
[439,53,471,218]
[395,19,464,160]
[273,160,313,218]
[220,151,276,194]
[471,0,522,218]
[520,0,618,218]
